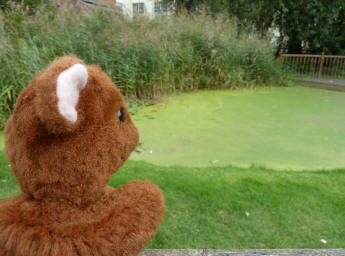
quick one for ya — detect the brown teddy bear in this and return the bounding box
[0,56,165,255]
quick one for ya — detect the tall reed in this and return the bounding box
[0,3,288,127]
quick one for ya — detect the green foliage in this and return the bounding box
[0,3,287,127]
[0,0,48,10]
[166,0,345,55]
[273,0,345,54]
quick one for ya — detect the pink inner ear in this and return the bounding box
[56,64,88,123]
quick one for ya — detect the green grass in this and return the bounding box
[131,86,345,170]
[118,162,345,249]
[0,156,344,249]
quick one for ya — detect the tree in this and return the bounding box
[274,0,345,54]
[165,0,345,55]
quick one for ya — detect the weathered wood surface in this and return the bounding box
[139,249,345,256]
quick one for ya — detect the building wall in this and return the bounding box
[116,0,166,19]
[62,0,115,6]
[94,0,115,5]
[56,0,80,5]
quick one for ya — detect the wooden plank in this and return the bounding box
[317,55,324,79]
[301,55,306,75]
[328,57,332,78]
[324,57,329,78]
[340,59,345,78]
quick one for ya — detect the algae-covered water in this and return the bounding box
[131,86,345,170]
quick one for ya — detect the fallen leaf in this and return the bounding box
[320,239,327,244]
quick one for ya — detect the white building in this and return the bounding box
[116,0,168,19]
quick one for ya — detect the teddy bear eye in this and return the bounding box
[118,109,125,122]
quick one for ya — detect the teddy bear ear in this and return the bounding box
[56,64,88,123]
[34,60,89,134]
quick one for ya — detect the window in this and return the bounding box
[115,2,123,10]
[133,3,145,15]
[154,1,167,16]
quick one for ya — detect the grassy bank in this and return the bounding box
[0,3,288,127]
[0,155,344,249]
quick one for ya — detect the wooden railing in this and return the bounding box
[280,54,345,79]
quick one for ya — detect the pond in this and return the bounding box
[131,86,345,170]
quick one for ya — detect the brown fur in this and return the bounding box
[0,56,165,255]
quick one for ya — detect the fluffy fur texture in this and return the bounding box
[56,63,88,123]
[0,56,165,256]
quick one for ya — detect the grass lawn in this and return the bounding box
[0,86,344,249]
[131,86,345,170]
[0,156,344,249]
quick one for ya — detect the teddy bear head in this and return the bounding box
[5,56,139,205]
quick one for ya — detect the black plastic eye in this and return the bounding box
[118,108,125,122]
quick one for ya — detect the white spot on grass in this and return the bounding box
[320,239,327,244]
